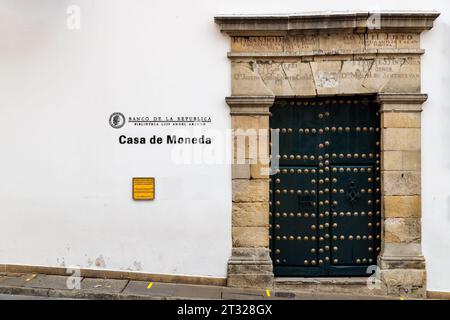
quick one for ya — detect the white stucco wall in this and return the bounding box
[0,0,449,291]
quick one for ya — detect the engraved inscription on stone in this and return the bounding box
[365,33,420,50]
[284,35,319,52]
[231,37,284,52]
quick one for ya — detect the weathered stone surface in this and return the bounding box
[230,33,420,53]
[384,218,421,243]
[382,151,421,171]
[232,116,269,163]
[281,62,316,96]
[365,33,420,50]
[382,112,421,128]
[25,275,72,290]
[231,62,273,95]
[381,57,421,92]
[232,115,268,130]
[382,171,420,196]
[231,36,284,52]
[232,202,269,227]
[284,35,319,52]
[227,263,273,274]
[227,274,273,289]
[233,179,269,202]
[81,278,128,293]
[232,164,251,179]
[319,33,365,52]
[382,128,421,151]
[383,196,421,218]
[361,57,420,93]
[310,61,341,95]
[255,62,295,95]
[250,161,270,179]
[382,151,403,171]
[402,151,421,170]
[381,269,425,287]
[338,59,373,93]
[231,247,270,259]
[232,227,269,247]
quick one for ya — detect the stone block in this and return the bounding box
[382,128,420,151]
[365,33,420,50]
[231,36,284,52]
[381,269,425,287]
[402,151,421,170]
[361,56,420,93]
[384,218,421,243]
[284,35,319,52]
[227,273,273,289]
[81,278,128,293]
[232,164,251,179]
[382,112,421,128]
[250,161,270,179]
[232,227,269,247]
[382,151,403,171]
[255,62,295,96]
[382,171,421,195]
[232,202,269,227]
[319,33,365,52]
[310,61,341,95]
[383,196,421,218]
[281,62,316,96]
[338,59,373,93]
[231,62,273,96]
[233,179,269,202]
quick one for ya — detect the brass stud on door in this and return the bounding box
[333,246,338,252]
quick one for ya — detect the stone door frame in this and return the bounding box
[215,11,439,297]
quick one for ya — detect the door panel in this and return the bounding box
[270,96,381,277]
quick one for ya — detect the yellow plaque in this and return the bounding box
[133,177,155,200]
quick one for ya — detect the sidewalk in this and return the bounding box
[0,272,392,300]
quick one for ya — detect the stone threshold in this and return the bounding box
[275,277,369,285]
[274,277,390,298]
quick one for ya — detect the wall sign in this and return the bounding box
[132,177,155,200]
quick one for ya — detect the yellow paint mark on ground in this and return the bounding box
[25,274,37,282]
[147,282,153,289]
[266,289,271,297]
[400,296,405,300]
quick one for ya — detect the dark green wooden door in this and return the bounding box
[270,96,381,276]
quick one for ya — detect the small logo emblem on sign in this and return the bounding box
[109,112,126,129]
